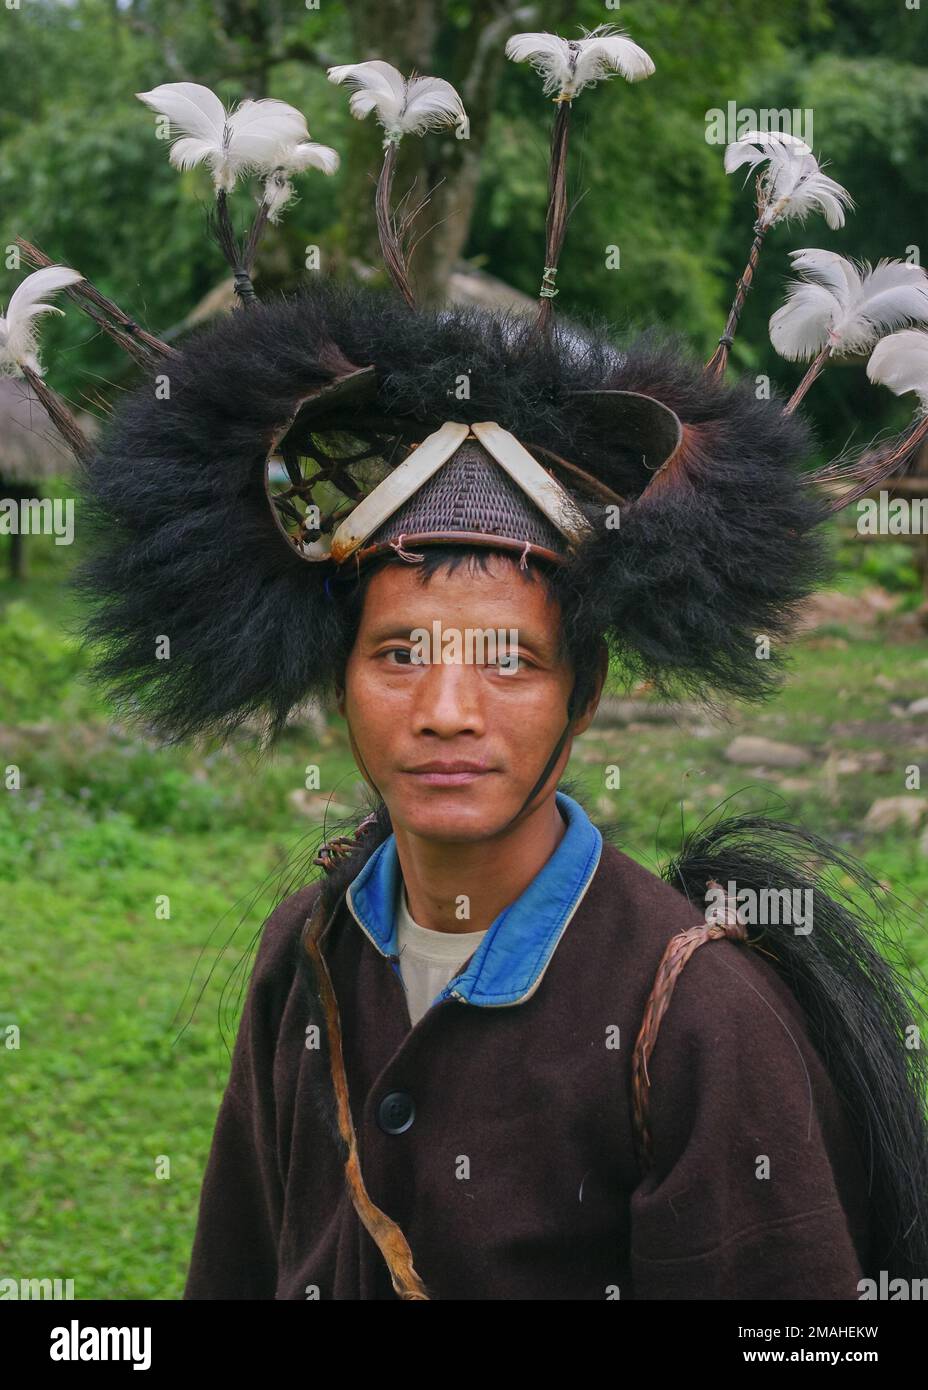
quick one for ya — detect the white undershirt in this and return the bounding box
[395,881,489,1028]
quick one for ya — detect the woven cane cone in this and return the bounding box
[367,438,565,553]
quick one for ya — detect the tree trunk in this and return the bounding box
[917,437,928,604]
[338,0,541,301]
[9,526,25,581]
[5,485,28,580]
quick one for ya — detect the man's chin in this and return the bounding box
[384,783,521,844]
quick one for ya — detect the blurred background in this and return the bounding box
[1,0,926,1298]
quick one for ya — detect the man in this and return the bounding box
[174,530,885,1300]
[65,276,927,1303]
[34,38,924,1299]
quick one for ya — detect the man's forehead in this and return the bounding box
[358,556,559,639]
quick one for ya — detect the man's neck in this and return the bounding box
[392,794,567,934]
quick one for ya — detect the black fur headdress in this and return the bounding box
[72,281,827,739]
[10,32,924,742]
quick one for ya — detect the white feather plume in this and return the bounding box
[724,128,811,170]
[136,83,311,192]
[505,24,655,98]
[0,265,83,377]
[770,249,928,361]
[724,130,853,230]
[327,61,468,143]
[274,140,340,177]
[260,139,340,223]
[867,329,928,411]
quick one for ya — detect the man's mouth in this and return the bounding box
[403,761,494,786]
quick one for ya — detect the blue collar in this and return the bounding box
[344,791,602,1008]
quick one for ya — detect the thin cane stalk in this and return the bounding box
[535,97,572,336]
[785,343,833,414]
[375,141,416,309]
[16,237,173,365]
[212,189,258,307]
[705,224,769,379]
[21,364,93,462]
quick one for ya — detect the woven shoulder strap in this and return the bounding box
[631,879,749,1173]
[305,819,431,1300]
[306,844,744,1289]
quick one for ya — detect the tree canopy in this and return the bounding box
[1,0,924,452]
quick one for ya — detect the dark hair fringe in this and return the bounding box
[662,810,928,1280]
[72,279,827,740]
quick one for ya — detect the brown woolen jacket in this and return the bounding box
[183,837,871,1301]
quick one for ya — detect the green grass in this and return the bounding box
[1,527,926,1296]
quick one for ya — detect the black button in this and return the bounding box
[377,1090,415,1134]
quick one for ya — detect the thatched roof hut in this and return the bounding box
[0,377,97,578]
[0,376,94,486]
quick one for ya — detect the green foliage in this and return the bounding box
[3,543,927,1293]
[0,600,94,721]
[850,541,921,596]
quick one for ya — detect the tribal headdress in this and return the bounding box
[9,23,928,1297]
[7,23,928,743]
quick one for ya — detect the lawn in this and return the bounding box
[1,526,926,1297]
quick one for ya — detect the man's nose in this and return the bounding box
[411,661,486,737]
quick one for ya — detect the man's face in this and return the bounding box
[339,554,598,843]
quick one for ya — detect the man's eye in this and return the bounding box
[380,649,527,669]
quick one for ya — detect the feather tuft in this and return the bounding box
[327,61,468,142]
[867,328,928,411]
[505,23,654,99]
[770,250,928,361]
[723,131,853,231]
[0,265,83,377]
[136,83,314,193]
[260,139,340,222]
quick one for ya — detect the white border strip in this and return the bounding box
[331,421,469,562]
